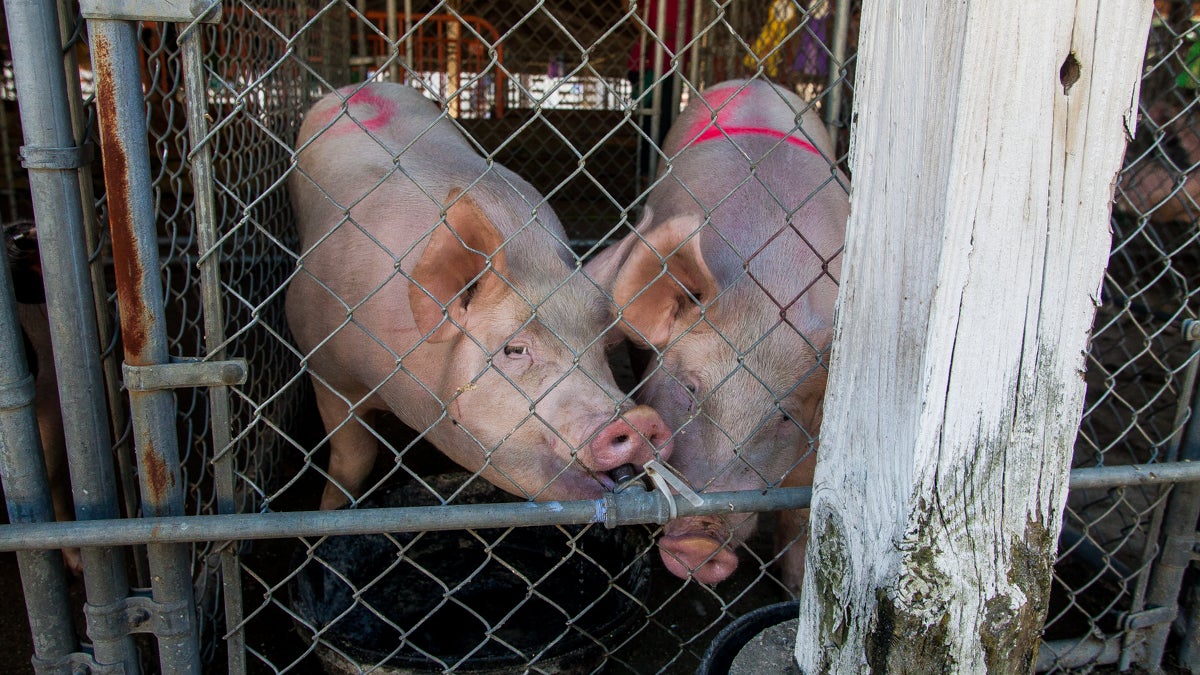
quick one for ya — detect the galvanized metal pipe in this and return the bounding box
[1180,566,1200,667]
[688,0,702,88]
[1066,460,1200,490]
[404,0,414,83]
[1035,635,1124,671]
[87,18,201,674]
[178,27,248,675]
[1166,324,1200,464]
[6,458,1200,551]
[648,0,668,179]
[55,0,146,588]
[0,189,76,675]
[3,0,140,671]
[824,0,852,143]
[671,0,686,119]
[354,0,367,67]
[387,0,399,82]
[0,76,16,223]
[1123,332,1200,665]
[0,486,812,550]
[631,0,648,187]
[1142,343,1200,668]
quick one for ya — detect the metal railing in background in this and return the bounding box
[358,11,505,118]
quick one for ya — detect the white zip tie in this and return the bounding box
[643,459,705,520]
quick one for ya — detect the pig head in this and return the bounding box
[588,80,848,590]
[287,83,671,510]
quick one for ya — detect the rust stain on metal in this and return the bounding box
[140,436,174,501]
[92,34,149,362]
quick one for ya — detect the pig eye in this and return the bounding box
[503,343,529,357]
[682,380,699,413]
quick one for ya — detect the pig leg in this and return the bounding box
[313,382,379,510]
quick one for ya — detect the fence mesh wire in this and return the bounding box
[0,1,1197,673]
[1045,3,1200,671]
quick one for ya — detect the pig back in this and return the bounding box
[290,83,568,256]
[661,79,835,160]
[648,80,847,311]
[290,84,480,246]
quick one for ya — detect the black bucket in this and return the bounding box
[289,475,653,674]
[697,600,801,675]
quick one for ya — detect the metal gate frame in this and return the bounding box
[0,1,1198,673]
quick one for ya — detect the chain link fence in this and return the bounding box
[0,1,1197,673]
[1042,4,1200,670]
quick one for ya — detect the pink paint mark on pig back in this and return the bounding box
[690,125,820,155]
[679,83,821,156]
[313,87,397,134]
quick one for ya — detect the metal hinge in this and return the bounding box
[63,595,192,673]
[79,0,221,23]
[32,651,127,675]
[84,594,194,642]
[1120,605,1177,631]
[1117,606,1177,670]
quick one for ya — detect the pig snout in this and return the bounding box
[659,524,740,585]
[587,404,673,480]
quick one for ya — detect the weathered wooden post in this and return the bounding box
[795,1,1152,671]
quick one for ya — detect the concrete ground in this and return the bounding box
[728,619,800,675]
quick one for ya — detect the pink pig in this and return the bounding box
[588,80,847,590]
[287,82,672,510]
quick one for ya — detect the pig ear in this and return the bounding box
[583,207,654,291]
[610,214,719,348]
[409,188,508,342]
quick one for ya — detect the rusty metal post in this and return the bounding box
[55,0,148,588]
[86,17,202,674]
[1,0,142,672]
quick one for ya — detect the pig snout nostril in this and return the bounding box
[588,420,646,473]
